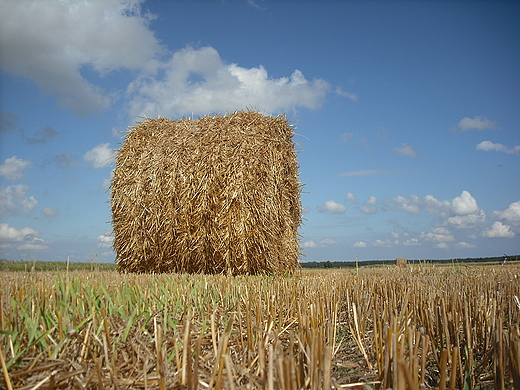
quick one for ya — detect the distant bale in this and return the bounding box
[396,258,407,267]
[111,111,302,275]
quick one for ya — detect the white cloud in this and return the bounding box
[445,209,486,230]
[0,184,38,216]
[98,234,114,248]
[352,241,367,248]
[301,238,337,248]
[476,141,520,154]
[18,240,49,252]
[455,242,476,249]
[127,45,331,118]
[0,156,31,180]
[392,143,418,157]
[451,191,480,216]
[319,238,338,246]
[373,239,392,247]
[403,238,421,246]
[481,221,515,238]
[359,205,377,214]
[0,223,47,251]
[0,2,337,120]
[301,240,318,248]
[42,208,58,218]
[0,0,163,116]
[359,196,379,214]
[335,87,357,101]
[458,116,500,131]
[435,242,449,249]
[366,196,378,206]
[84,143,114,169]
[387,191,486,230]
[387,195,420,215]
[420,227,455,242]
[318,200,347,214]
[0,223,39,242]
[492,201,520,226]
[346,192,358,203]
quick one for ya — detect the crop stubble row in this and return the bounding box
[1,264,519,389]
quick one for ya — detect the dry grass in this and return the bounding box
[1,263,519,389]
[111,111,302,275]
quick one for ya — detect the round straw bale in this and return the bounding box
[111,111,302,274]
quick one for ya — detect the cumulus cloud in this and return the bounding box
[420,227,455,243]
[392,143,418,157]
[42,208,58,218]
[402,238,421,246]
[373,239,392,247]
[445,209,486,230]
[0,222,47,250]
[320,238,338,246]
[0,156,31,180]
[0,223,39,242]
[302,238,338,248]
[352,241,367,248]
[359,205,377,214]
[387,195,420,215]
[346,192,358,203]
[481,221,515,238]
[301,240,318,248]
[455,242,476,249]
[84,143,114,169]
[17,239,49,251]
[1,2,337,119]
[127,45,331,118]
[318,200,347,214]
[0,184,38,216]
[98,233,114,248]
[458,116,500,131]
[476,141,520,154]
[492,201,520,226]
[0,0,162,116]
[451,191,480,216]
[335,87,357,101]
[366,196,378,206]
[387,191,486,230]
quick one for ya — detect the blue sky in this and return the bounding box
[1,0,519,263]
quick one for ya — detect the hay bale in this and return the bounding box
[396,258,407,267]
[111,111,302,275]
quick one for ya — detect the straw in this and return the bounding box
[111,110,302,274]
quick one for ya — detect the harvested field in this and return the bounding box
[1,263,519,389]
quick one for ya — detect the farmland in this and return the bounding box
[1,263,519,389]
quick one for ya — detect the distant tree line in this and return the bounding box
[301,255,519,269]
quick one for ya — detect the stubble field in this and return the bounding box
[1,263,519,389]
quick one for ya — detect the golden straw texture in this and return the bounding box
[111,111,302,274]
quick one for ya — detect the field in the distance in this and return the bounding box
[1,263,519,389]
